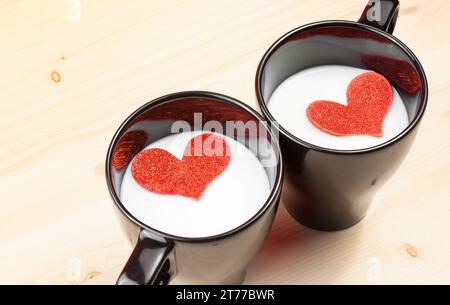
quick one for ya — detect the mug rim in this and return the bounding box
[255,20,429,155]
[105,91,283,243]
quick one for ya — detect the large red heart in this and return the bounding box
[306,72,392,137]
[131,133,231,200]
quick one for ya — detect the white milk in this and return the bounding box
[120,131,271,238]
[268,65,409,150]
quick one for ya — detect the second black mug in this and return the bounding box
[255,0,428,231]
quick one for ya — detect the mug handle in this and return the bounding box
[116,229,177,285]
[358,0,400,34]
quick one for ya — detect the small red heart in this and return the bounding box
[112,130,148,170]
[362,55,421,94]
[306,72,393,137]
[131,133,231,200]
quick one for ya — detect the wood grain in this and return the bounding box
[0,0,449,284]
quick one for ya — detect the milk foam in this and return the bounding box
[267,65,409,150]
[120,131,271,238]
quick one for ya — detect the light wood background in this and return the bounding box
[0,0,449,285]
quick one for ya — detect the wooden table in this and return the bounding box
[1,0,449,284]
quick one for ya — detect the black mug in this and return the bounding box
[106,91,283,284]
[255,0,428,231]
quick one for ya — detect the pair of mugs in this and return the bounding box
[106,0,428,285]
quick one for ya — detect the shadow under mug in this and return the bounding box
[255,0,428,231]
[106,91,283,284]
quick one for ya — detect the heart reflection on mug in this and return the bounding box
[306,72,393,137]
[131,133,231,200]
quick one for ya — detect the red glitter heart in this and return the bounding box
[306,72,392,137]
[131,133,231,200]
